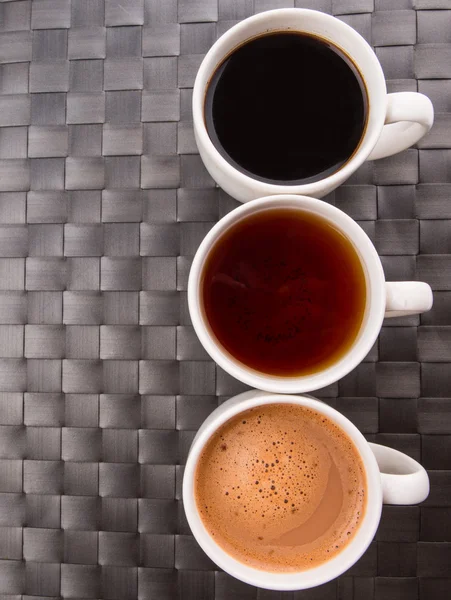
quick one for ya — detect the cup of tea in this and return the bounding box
[193,8,434,202]
[188,194,432,393]
[183,389,429,590]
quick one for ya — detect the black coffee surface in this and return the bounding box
[205,32,367,184]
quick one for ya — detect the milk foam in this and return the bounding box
[195,404,366,572]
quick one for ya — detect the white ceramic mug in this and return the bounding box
[193,8,434,203]
[183,389,430,590]
[188,195,432,394]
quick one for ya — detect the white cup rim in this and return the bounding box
[183,390,383,590]
[188,195,386,393]
[192,8,387,198]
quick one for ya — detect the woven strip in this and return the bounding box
[0,0,450,598]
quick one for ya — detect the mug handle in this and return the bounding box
[385,281,433,318]
[369,443,429,505]
[367,92,434,160]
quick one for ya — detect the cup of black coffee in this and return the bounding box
[193,8,433,202]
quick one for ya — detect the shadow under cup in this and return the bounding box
[198,205,370,380]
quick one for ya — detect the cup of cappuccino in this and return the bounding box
[183,390,429,590]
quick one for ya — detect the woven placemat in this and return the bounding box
[0,0,450,598]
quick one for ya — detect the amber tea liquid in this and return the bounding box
[201,208,367,376]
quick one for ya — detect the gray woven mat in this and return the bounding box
[0,0,450,598]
